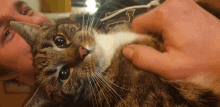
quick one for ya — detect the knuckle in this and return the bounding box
[154,6,174,22]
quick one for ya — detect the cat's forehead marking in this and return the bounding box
[58,24,80,32]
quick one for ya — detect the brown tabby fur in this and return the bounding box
[10,0,220,107]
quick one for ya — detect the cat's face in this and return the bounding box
[10,21,107,101]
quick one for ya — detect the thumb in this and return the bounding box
[122,45,172,78]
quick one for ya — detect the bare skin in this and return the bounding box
[0,0,51,84]
[123,0,220,92]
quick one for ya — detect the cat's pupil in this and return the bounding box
[58,66,70,82]
[54,36,66,47]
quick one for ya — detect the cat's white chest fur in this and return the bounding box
[94,31,140,67]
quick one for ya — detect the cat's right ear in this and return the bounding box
[10,21,43,46]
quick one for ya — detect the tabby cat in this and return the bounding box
[10,0,220,107]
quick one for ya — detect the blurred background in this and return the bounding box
[21,0,102,19]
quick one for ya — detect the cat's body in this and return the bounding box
[10,0,220,107]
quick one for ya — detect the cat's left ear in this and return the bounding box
[10,21,43,46]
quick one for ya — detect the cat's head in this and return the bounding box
[10,20,107,102]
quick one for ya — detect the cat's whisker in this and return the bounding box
[87,73,97,107]
[88,16,96,32]
[82,13,89,38]
[85,14,92,32]
[92,72,110,107]
[23,79,47,107]
[96,67,128,91]
[21,79,39,91]
[94,72,121,103]
[103,76,128,91]
[93,13,105,30]
[87,0,113,32]
[90,73,103,107]
[82,13,85,33]
[91,0,114,31]
[97,0,113,11]
[94,66,123,103]
[21,76,47,91]
[94,72,123,103]
[89,14,102,32]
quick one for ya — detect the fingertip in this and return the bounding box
[122,47,134,60]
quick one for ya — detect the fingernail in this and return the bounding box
[122,47,134,60]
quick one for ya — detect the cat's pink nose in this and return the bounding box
[79,46,90,59]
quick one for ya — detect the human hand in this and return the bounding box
[122,0,220,86]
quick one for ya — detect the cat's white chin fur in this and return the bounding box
[94,31,141,70]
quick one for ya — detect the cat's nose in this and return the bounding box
[79,46,90,59]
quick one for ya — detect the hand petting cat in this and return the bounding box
[123,0,220,92]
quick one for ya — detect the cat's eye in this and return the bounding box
[58,66,70,82]
[54,35,66,47]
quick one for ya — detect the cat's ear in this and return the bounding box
[10,21,43,46]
